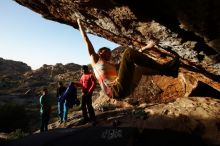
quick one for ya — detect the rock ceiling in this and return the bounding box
[15,0,220,81]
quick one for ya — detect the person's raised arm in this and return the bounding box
[77,19,99,64]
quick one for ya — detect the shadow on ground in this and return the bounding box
[4,127,211,146]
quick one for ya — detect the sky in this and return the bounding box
[0,0,119,70]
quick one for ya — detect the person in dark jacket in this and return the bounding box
[39,87,51,132]
[59,82,78,122]
[56,81,66,123]
[80,65,96,125]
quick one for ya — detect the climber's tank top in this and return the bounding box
[92,59,118,97]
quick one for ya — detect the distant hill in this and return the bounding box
[0,57,31,76]
[24,63,82,82]
[0,57,82,97]
[0,57,32,90]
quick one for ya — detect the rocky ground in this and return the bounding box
[3,95,220,146]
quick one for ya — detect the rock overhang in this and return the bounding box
[14,0,220,79]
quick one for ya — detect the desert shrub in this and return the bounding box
[0,103,29,132]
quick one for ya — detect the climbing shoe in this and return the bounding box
[162,56,180,78]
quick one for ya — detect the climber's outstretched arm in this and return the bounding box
[77,19,99,64]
